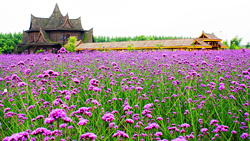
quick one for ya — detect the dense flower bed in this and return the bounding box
[0,49,249,141]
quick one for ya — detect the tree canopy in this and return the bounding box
[0,32,22,54]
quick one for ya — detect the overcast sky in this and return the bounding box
[1,0,249,44]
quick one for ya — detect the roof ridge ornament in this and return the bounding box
[61,17,73,28]
[52,3,63,17]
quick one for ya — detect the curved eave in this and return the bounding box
[198,32,209,38]
[220,46,228,48]
[26,43,59,45]
[192,39,201,45]
[35,28,48,43]
[61,18,74,28]
[201,39,222,41]
[25,29,85,32]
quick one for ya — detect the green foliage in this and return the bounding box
[148,36,155,40]
[230,36,242,47]
[230,36,243,49]
[246,42,250,49]
[223,40,229,47]
[36,49,44,54]
[99,44,107,52]
[0,32,22,54]
[156,44,163,50]
[127,43,135,51]
[136,35,147,41]
[65,36,77,52]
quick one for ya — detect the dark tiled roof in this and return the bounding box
[28,4,83,31]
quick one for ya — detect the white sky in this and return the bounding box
[1,0,250,44]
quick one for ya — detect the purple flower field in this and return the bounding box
[0,50,249,141]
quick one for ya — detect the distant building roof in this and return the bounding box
[76,38,212,50]
[198,32,222,41]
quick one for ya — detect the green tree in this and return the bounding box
[0,32,22,54]
[148,36,155,40]
[66,36,77,52]
[136,35,147,41]
[246,42,250,49]
[230,36,242,49]
[222,40,229,47]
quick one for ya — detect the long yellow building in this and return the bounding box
[75,32,227,51]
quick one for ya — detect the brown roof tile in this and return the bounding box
[76,39,212,50]
[28,4,83,31]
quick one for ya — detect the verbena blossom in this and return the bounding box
[144,123,159,130]
[125,119,134,124]
[144,103,153,109]
[80,132,97,141]
[3,132,30,141]
[77,118,89,126]
[112,130,129,138]
[101,113,115,122]
[48,109,67,119]
[31,127,51,136]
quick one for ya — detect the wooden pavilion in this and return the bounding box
[75,32,227,51]
[16,4,94,53]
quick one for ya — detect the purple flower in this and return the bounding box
[111,62,117,66]
[109,122,116,129]
[210,119,218,125]
[154,132,163,136]
[201,128,208,133]
[136,86,143,91]
[73,78,80,84]
[171,136,187,141]
[4,108,10,113]
[102,113,115,122]
[24,69,32,75]
[112,130,129,138]
[60,123,67,128]
[31,127,51,136]
[3,132,30,141]
[125,119,134,124]
[58,47,68,53]
[80,132,97,141]
[44,118,55,124]
[62,117,72,123]
[17,61,25,65]
[181,123,190,128]
[18,82,27,87]
[77,118,89,126]
[48,109,67,120]
[156,117,163,120]
[231,130,236,134]
[144,123,159,130]
[144,103,153,109]
[241,133,249,139]
[36,115,44,120]
[89,79,99,86]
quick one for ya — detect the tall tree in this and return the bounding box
[230,36,242,47]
